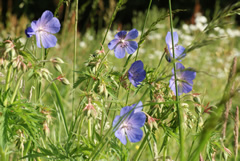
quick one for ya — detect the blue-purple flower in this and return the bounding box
[113,101,146,145]
[165,32,186,62]
[108,29,138,59]
[128,60,146,87]
[25,10,61,48]
[169,63,196,95]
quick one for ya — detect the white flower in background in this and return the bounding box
[79,41,86,48]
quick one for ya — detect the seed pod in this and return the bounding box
[12,59,19,68]
[21,63,27,72]
[193,96,201,104]
[50,57,64,64]
[60,77,70,85]
[54,64,62,74]
[195,105,202,115]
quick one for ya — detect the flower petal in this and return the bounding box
[181,81,193,94]
[114,44,126,59]
[129,75,138,87]
[35,32,41,48]
[124,29,138,40]
[125,41,138,54]
[182,69,196,81]
[31,20,38,31]
[129,60,144,73]
[115,128,127,145]
[132,101,143,113]
[126,128,143,143]
[108,39,120,50]
[40,32,57,48]
[175,45,186,60]
[112,115,121,128]
[114,30,127,39]
[120,106,132,117]
[165,31,178,46]
[128,112,146,128]
[39,10,54,25]
[169,76,177,95]
[44,17,61,34]
[25,27,35,37]
[172,63,185,74]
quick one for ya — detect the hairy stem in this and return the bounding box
[10,73,24,104]
[135,0,152,61]
[52,82,69,136]
[72,0,79,123]
[168,0,184,160]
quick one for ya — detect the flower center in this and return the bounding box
[121,122,132,131]
[120,39,128,48]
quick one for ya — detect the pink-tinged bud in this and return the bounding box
[147,115,158,129]
[224,147,232,156]
[43,121,50,136]
[83,102,97,117]
[199,154,204,161]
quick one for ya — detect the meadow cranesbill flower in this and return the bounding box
[25,10,61,48]
[165,32,186,62]
[169,63,196,95]
[128,60,146,87]
[113,101,146,145]
[108,29,138,58]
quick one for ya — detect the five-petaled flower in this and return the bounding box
[128,60,146,87]
[169,63,196,95]
[108,29,138,59]
[165,32,186,62]
[25,10,61,48]
[113,101,146,145]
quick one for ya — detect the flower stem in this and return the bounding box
[52,82,69,136]
[135,0,152,61]
[4,65,12,92]
[168,0,184,160]
[72,0,79,123]
[10,73,24,104]
[100,0,123,50]
[0,147,6,161]
[3,65,13,106]
[88,118,92,141]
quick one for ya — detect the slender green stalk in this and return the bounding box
[52,82,69,136]
[100,0,123,50]
[88,118,92,141]
[0,147,6,161]
[10,73,24,104]
[125,84,131,106]
[72,0,79,122]
[135,0,152,61]
[3,65,13,106]
[168,0,184,160]
[133,130,150,161]
[4,65,12,92]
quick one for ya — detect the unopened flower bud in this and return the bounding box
[21,63,27,72]
[83,102,97,117]
[12,59,19,68]
[50,57,64,64]
[195,105,202,115]
[3,60,9,69]
[54,64,62,73]
[43,121,50,136]
[147,116,158,129]
[193,96,201,104]
[60,77,70,85]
